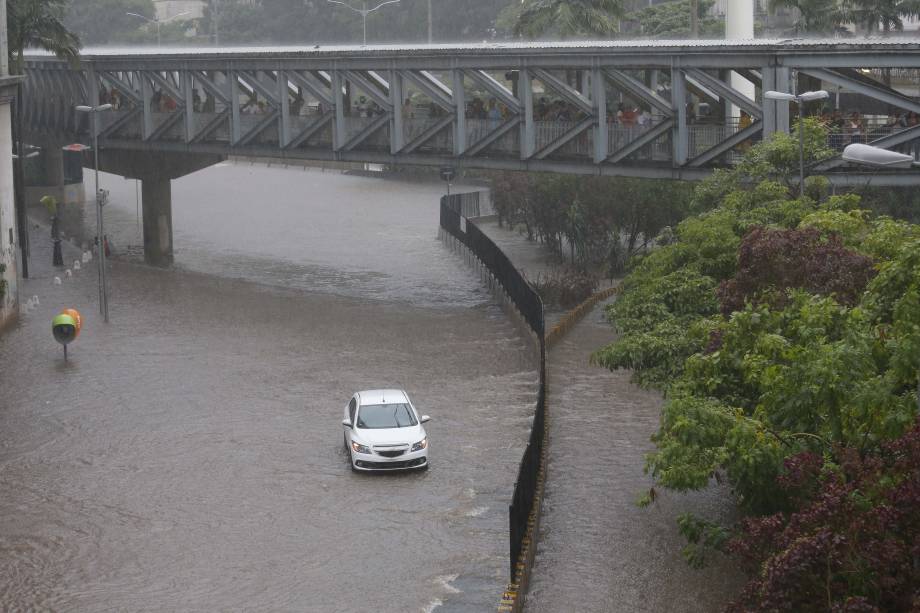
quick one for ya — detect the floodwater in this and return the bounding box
[524,298,743,612]
[0,164,539,611]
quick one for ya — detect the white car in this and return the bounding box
[342,389,430,471]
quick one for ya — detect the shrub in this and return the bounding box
[531,269,597,309]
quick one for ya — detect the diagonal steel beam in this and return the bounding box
[530,68,593,116]
[99,107,142,139]
[684,68,762,118]
[800,68,920,116]
[344,70,393,111]
[608,118,674,164]
[189,109,231,144]
[687,121,762,167]
[464,70,521,114]
[401,70,453,111]
[400,115,454,154]
[194,70,230,104]
[147,109,185,141]
[99,70,142,103]
[147,70,185,105]
[238,111,280,146]
[287,113,333,149]
[465,117,521,157]
[341,113,390,151]
[533,117,594,160]
[735,69,762,89]
[287,70,333,106]
[602,68,672,116]
[237,71,280,106]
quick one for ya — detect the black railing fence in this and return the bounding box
[444,190,484,218]
[440,192,547,584]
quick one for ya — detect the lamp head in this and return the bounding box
[798,90,830,102]
[764,90,796,102]
[842,143,916,169]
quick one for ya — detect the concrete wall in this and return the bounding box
[0,102,18,329]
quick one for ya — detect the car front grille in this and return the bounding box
[377,449,406,458]
[355,457,426,470]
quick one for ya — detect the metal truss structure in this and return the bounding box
[20,39,920,183]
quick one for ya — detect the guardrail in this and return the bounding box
[440,192,631,611]
[439,193,545,608]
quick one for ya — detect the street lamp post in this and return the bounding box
[326,0,401,46]
[126,10,191,46]
[75,104,113,323]
[764,89,830,198]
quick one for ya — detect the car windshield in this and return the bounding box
[356,403,418,429]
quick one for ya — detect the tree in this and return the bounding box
[7,0,81,278]
[501,0,624,39]
[63,0,153,46]
[625,0,723,38]
[842,0,920,33]
[726,422,920,611]
[8,0,80,72]
[768,0,847,35]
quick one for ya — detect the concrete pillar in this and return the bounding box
[726,0,756,118]
[141,177,173,266]
[0,101,18,320]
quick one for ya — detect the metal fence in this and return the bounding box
[439,193,546,584]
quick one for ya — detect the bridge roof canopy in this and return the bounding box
[23,37,920,63]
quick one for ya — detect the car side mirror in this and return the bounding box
[420,415,430,423]
[342,419,352,428]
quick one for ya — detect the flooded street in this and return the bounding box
[525,299,743,612]
[0,165,538,611]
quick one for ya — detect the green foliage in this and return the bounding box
[8,0,81,72]
[490,171,694,277]
[625,0,723,38]
[768,0,848,34]
[677,513,731,569]
[597,122,920,534]
[501,0,624,39]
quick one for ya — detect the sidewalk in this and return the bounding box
[480,222,742,612]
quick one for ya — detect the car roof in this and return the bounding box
[357,389,408,405]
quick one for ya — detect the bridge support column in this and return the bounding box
[141,177,173,266]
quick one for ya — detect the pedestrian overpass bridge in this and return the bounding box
[19,39,920,262]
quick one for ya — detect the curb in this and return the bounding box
[497,284,620,613]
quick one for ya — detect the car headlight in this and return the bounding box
[411,438,427,452]
[351,441,371,454]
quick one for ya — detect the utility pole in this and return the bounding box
[690,0,699,38]
[427,0,432,43]
[212,0,220,45]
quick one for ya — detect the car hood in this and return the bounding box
[354,424,425,446]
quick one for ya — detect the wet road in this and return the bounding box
[524,298,743,612]
[0,165,538,611]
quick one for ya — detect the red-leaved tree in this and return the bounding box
[726,418,920,612]
[718,227,877,316]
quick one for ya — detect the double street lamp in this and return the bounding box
[126,10,191,46]
[326,0,401,47]
[764,89,830,198]
[75,103,112,323]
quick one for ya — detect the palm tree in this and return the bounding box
[6,0,81,277]
[769,0,847,35]
[841,0,920,33]
[509,0,625,39]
